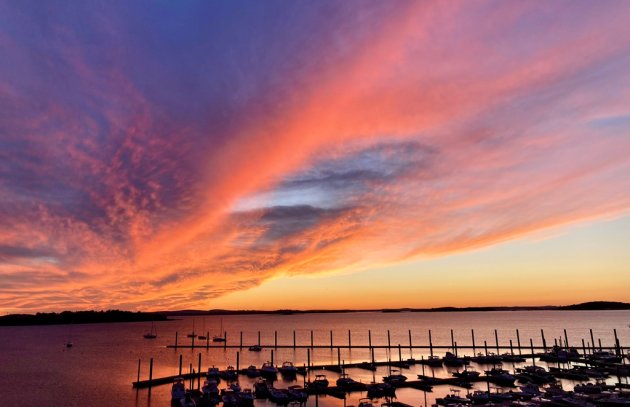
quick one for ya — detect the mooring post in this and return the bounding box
[192,333,195,349]
[240,331,243,349]
[495,329,500,354]
[189,364,193,389]
[471,329,476,354]
[175,331,178,348]
[582,339,587,356]
[206,332,209,349]
[179,354,183,376]
[387,330,391,350]
[338,347,341,367]
[148,357,153,392]
[398,343,402,362]
[368,330,372,349]
[530,338,536,366]
[330,330,333,349]
[454,341,458,357]
[450,329,455,350]
[293,330,296,349]
[236,351,240,371]
[564,329,569,349]
[137,359,141,385]
[516,329,521,355]
[409,329,413,358]
[307,349,311,381]
[614,329,620,356]
[554,338,558,347]
[198,353,202,390]
[540,329,547,350]
[371,346,375,365]
[275,331,278,349]
[224,332,227,349]
[484,340,488,356]
[258,331,261,346]
[311,330,314,348]
[598,338,602,351]
[590,329,595,354]
[271,349,275,366]
[429,330,434,357]
[349,330,352,348]
[509,340,514,356]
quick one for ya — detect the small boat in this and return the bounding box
[308,374,329,389]
[221,389,239,407]
[268,387,289,404]
[383,369,407,384]
[65,341,73,348]
[212,318,225,342]
[367,382,395,398]
[467,390,490,405]
[279,361,298,377]
[171,376,187,401]
[202,379,219,398]
[187,319,197,338]
[437,390,471,405]
[254,378,270,398]
[206,366,220,381]
[245,365,260,378]
[220,365,238,381]
[485,367,516,386]
[248,345,262,352]
[228,382,241,393]
[419,355,443,367]
[472,352,502,364]
[358,398,374,407]
[336,373,359,387]
[238,389,255,406]
[143,322,158,339]
[287,385,308,403]
[180,392,196,407]
[453,366,481,380]
[260,362,278,378]
[443,351,468,367]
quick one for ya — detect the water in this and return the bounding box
[0,310,629,406]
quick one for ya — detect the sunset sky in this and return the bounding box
[1,1,629,313]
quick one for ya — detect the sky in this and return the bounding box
[0,0,629,313]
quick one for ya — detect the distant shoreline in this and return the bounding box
[1,301,628,326]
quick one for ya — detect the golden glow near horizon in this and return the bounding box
[1,2,630,313]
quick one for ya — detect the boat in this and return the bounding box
[336,373,359,387]
[180,392,196,407]
[171,376,187,401]
[248,345,262,352]
[201,379,219,398]
[308,374,329,389]
[65,341,73,348]
[501,352,526,363]
[143,322,157,339]
[367,382,395,398]
[287,385,308,403]
[260,362,278,378]
[279,361,298,377]
[187,319,197,338]
[419,355,443,367]
[206,366,220,381]
[219,365,238,381]
[472,352,502,364]
[437,390,471,405]
[221,389,238,407]
[485,367,516,386]
[268,387,289,404]
[467,390,490,404]
[238,388,255,406]
[453,366,481,380]
[245,365,260,378]
[383,369,407,384]
[254,378,270,398]
[443,351,468,367]
[358,398,374,407]
[212,319,225,342]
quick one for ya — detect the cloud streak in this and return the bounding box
[0,0,629,311]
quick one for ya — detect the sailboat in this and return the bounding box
[212,318,225,342]
[143,322,158,339]
[187,318,197,338]
[198,318,207,340]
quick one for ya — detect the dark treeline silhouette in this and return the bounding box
[0,310,168,326]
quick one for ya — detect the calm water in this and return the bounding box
[1,310,629,406]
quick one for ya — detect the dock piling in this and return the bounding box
[564,329,569,348]
[471,329,476,354]
[590,329,596,354]
[258,331,261,346]
[516,329,521,355]
[179,354,183,376]
[236,351,240,371]
[311,330,314,348]
[495,329,499,354]
[148,358,153,393]
[137,359,141,385]
[368,330,372,349]
[271,349,274,366]
[197,353,201,390]
[293,330,296,349]
[348,330,352,348]
[429,330,434,357]
[387,330,391,350]
[275,331,278,349]
[240,331,243,349]
[330,330,333,349]
[540,329,547,350]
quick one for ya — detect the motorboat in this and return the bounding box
[245,365,260,378]
[309,374,329,389]
[171,376,187,401]
[279,361,298,377]
[260,362,278,378]
[248,345,262,352]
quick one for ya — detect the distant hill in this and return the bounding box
[558,301,630,310]
[0,310,168,326]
